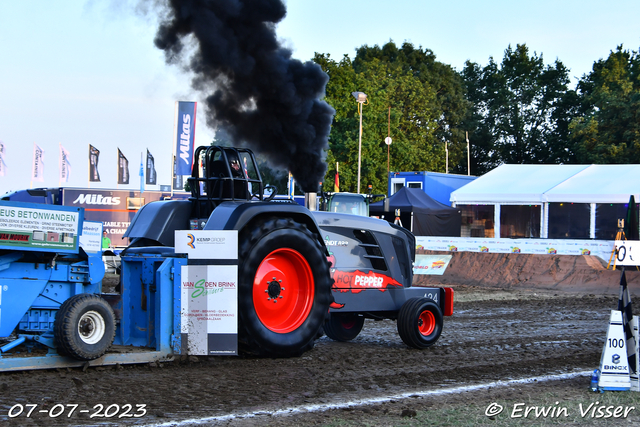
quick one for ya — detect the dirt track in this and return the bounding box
[0,289,629,426]
[0,253,637,426]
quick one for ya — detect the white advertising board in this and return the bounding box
[180,264,238,355]
[413,254,452,275]
[416,236,614,262]
[613,240,640,266]
[175,230,238,259]
[79,221,102,254]
[0,202,81,251]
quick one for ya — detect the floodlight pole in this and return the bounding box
[352,92,367,194]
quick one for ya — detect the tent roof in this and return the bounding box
[451,164,640,204]
[370,187,457,214]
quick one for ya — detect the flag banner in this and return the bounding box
[146,149,156,185]
[118,149,129,185]
[334,162,339,192]
[139,153,144,194]
[172,156,183,190]
[59,144,71,183]
[174,101,197,176]
[0,142,6,177]
[618,269,637,375]
[89,145,101,182]
[32,143,45,182]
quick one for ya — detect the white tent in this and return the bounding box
[450,164,640,239]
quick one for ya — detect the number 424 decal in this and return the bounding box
[423,292,438,303]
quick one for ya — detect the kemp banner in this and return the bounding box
[174,101,197,176]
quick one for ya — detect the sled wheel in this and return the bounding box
[397,297,443,349]
[323,313,365,342]
[54,294,116,360]
[238,217,332,357]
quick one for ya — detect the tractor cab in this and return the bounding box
[319,185,385,217]
[187,146,276,222]
[325,193,370,216]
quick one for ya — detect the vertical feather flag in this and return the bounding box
[139,152,144,194]
[0,142,6,177]
[618,269,637,376]
[146,149,156,185]
[117,149,129,185]
[334,162,339,192]
[59,144,71,184]
[32,143,45,183]
[89,145,101,182]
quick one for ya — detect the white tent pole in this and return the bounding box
[494,204,500,238]
[590,203,596,239]
[541,203,549,238]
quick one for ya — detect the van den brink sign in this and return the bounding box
[175,230,238,355]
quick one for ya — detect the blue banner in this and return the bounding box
[175,101,197,176]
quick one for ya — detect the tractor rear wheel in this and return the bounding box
[238,217,332,357]
[397,297,443,349]
[323,313,365,342]
[54,294,116,360]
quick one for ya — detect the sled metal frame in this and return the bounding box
[0,255,186,372]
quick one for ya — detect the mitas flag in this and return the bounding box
[117,148,129,185]
[618,269,637,375]
[89,145,101,182]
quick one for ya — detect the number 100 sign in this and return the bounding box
[615,240,640,266]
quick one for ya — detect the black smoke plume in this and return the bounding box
[153,0,335,192]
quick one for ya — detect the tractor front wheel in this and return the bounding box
[397,297,443,349]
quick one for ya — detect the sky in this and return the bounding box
[0,0,638,196]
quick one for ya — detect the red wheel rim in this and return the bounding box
[340,316,357,330]
[418,309,435,336]
[253,248,315,333]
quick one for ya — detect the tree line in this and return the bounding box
[312,42,640,196]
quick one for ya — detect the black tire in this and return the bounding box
[54,294,116,360]
[238,217,332,357]
[397,297,443,349]
[323,313,365,342]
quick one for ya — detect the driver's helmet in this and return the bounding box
[226,151,244,178]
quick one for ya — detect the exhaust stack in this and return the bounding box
[305,193,317,211]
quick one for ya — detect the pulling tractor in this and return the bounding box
[0,145,452,371]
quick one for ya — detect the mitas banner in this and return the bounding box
[174,101,197,176]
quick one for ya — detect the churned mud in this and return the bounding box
[0,253,637,426]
